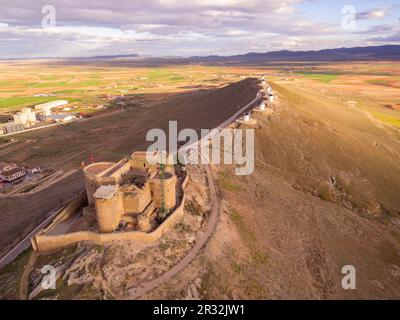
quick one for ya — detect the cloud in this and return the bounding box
[371,32,400,43]
[0,0,398,58]
[356,8,388,20]
[0,1,303,28]
[354,24,397,36]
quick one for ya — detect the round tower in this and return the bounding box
[94,185,123,233]
[149,172,177,210]
[83,162,115,205]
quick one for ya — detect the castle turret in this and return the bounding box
[149,172,177,210]
[94,185,124,233]
[83,162,115,205]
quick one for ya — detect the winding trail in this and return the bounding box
[127,163,218,299]
[19,252,38,300]
[0,87,261,297]
[126,92,261,299]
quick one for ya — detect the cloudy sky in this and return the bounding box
[0,0,399,58]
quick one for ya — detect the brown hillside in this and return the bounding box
[142,80,400,300]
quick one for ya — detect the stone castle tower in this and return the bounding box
[83,152,177,233]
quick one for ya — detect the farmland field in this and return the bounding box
[0,60,399,129]
[0,61,261,113]
[1,58,400,300]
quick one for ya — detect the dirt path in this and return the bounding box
[0,79,260,280]
[127,163,218,299]
[125,92,261,299]
[0,141,31,157]
[361,109,400,146]
[0,140,18,150]
[19,252,38,300]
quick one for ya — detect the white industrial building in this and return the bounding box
[45,114,76,123]
[35,100,69,115]
[13,108,36,127]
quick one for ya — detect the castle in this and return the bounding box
[83,152,180,234]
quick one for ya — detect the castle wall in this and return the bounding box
[40,192,87,235]
[122,183,152,214]
[84,173,98,205]
[32,193,186,253]
[130,155,157,171]
[31,166,189,254]
[106,160,132,185]
[136,201,156,232]
[95,190,124,233]
[130,152,174,171]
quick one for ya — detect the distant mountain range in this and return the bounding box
[81,45,400,64]
[187,45,400,63]
[4,45,398,64]
[71,53,141,60]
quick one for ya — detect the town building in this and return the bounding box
[0,162,17,173]
[0,122,25,134]
[1,108,37,135]
[13,108,37,127]
[44,114,76,123]
[0,167,26,182]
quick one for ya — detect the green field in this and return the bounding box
[0,64,250,113]
[297,72,339,83]
[0,96,59,109]
[0,61,399,132]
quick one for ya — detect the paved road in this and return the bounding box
[0,205,63,270]
[0,141,30,157]
[0,140,18,150]
[0,170,84,260]
[127,92,261,299]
